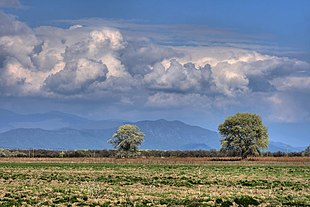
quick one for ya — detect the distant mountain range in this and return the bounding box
[0,109,91,132]
[0,109,306,152]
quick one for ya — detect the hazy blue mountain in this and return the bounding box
[0,109,19,132]
[0,118,220,150]
[181,143,211,150]
[0,109,125,132]
[0,109,19,121]
[73,120,124,130]
[267,141,305,153]
[134,119,220,150]
[0,109,90,131]
[0,109,88,123]
[0,128,105,150]
[0,109,306,152]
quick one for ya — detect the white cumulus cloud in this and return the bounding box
[1,11,310,123]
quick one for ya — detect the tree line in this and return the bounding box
[0,148,308,158]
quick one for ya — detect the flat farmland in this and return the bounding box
[0,158,309,206]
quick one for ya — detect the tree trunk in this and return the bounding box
[241,151,247,160]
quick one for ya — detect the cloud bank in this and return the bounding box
[0,11,309,123]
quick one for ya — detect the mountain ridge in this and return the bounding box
[0,109,306,152]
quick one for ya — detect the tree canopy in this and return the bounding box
[218,112,268,159]
[108,124,144,157]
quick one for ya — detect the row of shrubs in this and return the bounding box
[0,148,308,158]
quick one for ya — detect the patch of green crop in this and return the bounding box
[0,162,309,206]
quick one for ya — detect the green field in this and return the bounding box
[0,162,309,206]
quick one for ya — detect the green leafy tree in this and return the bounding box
[218,113,268,159]
[108,124,144,157]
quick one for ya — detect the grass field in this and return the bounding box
[0,158,309,206]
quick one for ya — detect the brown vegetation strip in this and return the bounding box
[0,156,309,165]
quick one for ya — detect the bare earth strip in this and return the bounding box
[0,156,309,165]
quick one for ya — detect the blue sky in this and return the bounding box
[0,0,309,146]
[12,0,310,58]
